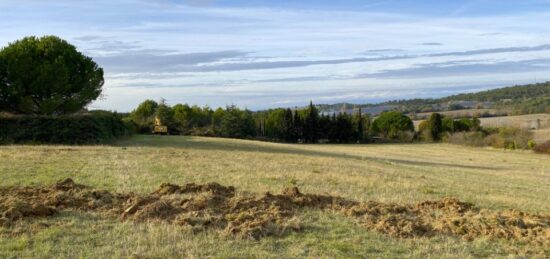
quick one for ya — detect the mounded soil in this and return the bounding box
[1,179,549,247]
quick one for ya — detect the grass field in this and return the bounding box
[479,114,550,130]
[414,113,550,143]
[1,135,549,258]
[416,109,499,119]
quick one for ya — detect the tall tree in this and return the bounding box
[303,101,320,143]
[130,100,158,133]
[293,109,303,142]
[282,108,295,142]
[155,98,174,131]
[427,113,443,140]
[0,36,104,115]
[353,107,364,141]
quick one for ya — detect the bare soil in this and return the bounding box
[1,179,549,245]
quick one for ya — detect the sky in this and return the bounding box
[2,0,550,111]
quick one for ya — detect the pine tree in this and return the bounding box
[303,101,319,143]
[293,109,303,142]
[354,107,364,141]
[282,108,294,142]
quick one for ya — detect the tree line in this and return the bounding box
[128,99,482,144]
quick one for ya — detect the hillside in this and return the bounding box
[318,82,550,116]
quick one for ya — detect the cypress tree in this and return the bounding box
[428,113,443,140]
[354,107,364,141]
[293,109,303,142]
[282,108,294,142]
[302,101,318,143]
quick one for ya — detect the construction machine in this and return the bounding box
[153,117,168,135]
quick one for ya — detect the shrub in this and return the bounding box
[528,140,537,150]
[0,112,132,144]
[445,127,534,150]
[484,127,533,149]
[445,131,487,147]
[534,140,550,154]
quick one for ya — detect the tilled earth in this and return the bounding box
[1,179,549,248]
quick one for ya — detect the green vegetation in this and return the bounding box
[0,111,132,144]
[0,36,104,115]
[445,127,534,150]
[1,135,549,258]
[371,111,414,140]
[0,36,129,145]
[130,100,374,143]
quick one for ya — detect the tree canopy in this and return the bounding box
[0,36,104,115]
[372,111,414,139]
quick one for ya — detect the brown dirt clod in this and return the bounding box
[0,179,548,247]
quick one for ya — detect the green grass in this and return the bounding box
[1,135,549,258]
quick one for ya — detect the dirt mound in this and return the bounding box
[1,179,549,247]
[0,178,130,226]
[152,182,235,196]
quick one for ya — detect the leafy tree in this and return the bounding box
[219,105,256,138]
[0,36,104,115]
[172,104,192,133]
[442,117,455,133]
[372,111,414,139]
[130,100,158,132]
[155,99,174,131]
[265,108,286,139]
[211,107,225,130]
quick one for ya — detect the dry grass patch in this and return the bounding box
[1,135,549,257]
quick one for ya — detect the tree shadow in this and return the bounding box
[115,135,502,171]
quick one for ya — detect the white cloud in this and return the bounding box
[2,1,550,111]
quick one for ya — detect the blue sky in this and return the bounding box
[2,0,550,111]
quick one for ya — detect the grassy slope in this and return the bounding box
[1,135,549,258]
[414,113,550,143]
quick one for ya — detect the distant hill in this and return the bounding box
[317,82,550,116]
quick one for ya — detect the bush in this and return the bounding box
[534,140,550,154]
[484,127,533,149]
[0,112,132,144]
[445,131,487,147]
[445,127,534,150]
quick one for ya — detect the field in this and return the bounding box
[1,135,550,258]
[479,114,550,130]
[414,113,550,143]
[416,109,499,119]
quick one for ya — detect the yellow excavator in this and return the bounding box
[153,116,168,135]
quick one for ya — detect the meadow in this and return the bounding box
[479,114,550,130]
[0,135,549,258]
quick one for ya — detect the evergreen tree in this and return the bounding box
[293,109,303,142]
[353,107,364,141]
[0,36,104,115]
[282,108,295,142]
[427,113,443,140]
[303,101,319,143]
